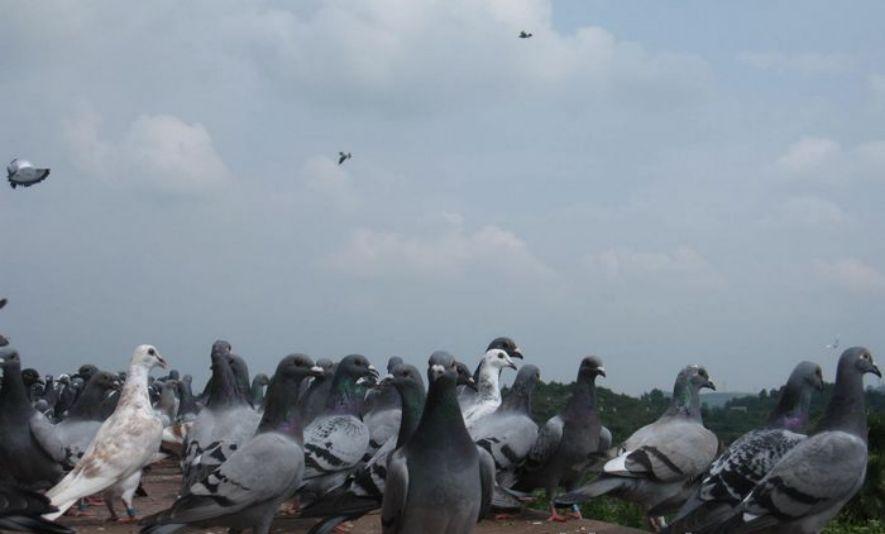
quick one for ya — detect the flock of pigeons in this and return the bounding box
[0,320,880,534]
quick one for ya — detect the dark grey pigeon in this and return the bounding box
[228,353,252,403]
[181,341,260,491]
[0,482,73,533]
[381,351,494,534]
[471,364,541,507]
[0,297,6,309]
[20,368,41,402]
[175,375,198,423]
[338,152,352,165]
[299,355,378,502]
[519,31,532,38]
[667,360,824,534]
[724,347,880,534]
[301,363,427,534]
[7,159,50,189]
[250,373,270,408]
[362,357,405,456]
[0,344,68,490]
[513,356,607,521]
[297,359,337,426]
[556,364,718,530]
[141,354,323,534]
[54,371,122,465]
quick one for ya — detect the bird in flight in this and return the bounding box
[519,31,533,39]
[338,152,352,165]
[7,158,50,189]
[825,337,840,350]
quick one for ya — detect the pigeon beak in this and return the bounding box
[871,364,882,379]
[309,365,325,378]
[507,360,518,371]
[510,348,524,360]
[375,374,394,390]
[704,380,716,391]
[466,376,478,392]
[597,367,606,378]
[158,356,168,369]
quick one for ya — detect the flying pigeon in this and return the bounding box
[0,482,72,533]
[0,343,68,490]
[723,347,880,534]
[338,152,352,165]
[667,361,824,534]
[556,364,719,530]
[826,337,840,350]
[7,159,50,189]
[513,356,607,522]
[460,348,518,427]
[45,345,169,521]
[381,351,494,533]
[299,355,379,502]
[0,298,6,309]
[181,341,260,491]
[519,31,533,38]
[140,354,323,534]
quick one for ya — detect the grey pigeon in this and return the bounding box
[338,152,352,165]
[175,375,198,422]
[0,344,67,490]
[297,358,337,426]
[723,347,880,534]
[0,482,72,533]
[556,364,718,530]
[362,357,405,456]
[7,159,50,189]
[300,363,427,534]
[140,354,323,534]
[381,351,494,534]
[513,356,607,521]
[667,361,824,534]
[250,373,270,408]
[228,353,252,403]
[299,355,378,502]
[54,371,122,465]
[0,297,6,309]
[519,31,532,38]
[471,364,541,507]
[181,341,260,491]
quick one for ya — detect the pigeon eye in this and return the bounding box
[148,348,156,356]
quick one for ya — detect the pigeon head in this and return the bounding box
[274,353,322,381]
[427,351,459,385]
[844,346,881,378]
[382,363,425,391]
[791,360,825,391]
[513,364,541,390]
[253,373,271,387]
[577,356,606,381]
[132,344,168,370]
[21,367,41,386]
[58,374,71,385]
[680,364,715,391]
[0,345,21,369]
[484,348,518,373]
[455,360,477,390]
[337,354,379,382]
[77,364,99,382]
[167,369,180,380]
[487,337,523,360]
[91,370,122,393]
[211,340,232,360]
[387,356,405,374]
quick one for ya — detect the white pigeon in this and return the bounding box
[45,345,168,521]
[461,348,518,428]
[7,158,50,188]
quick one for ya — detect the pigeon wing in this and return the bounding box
[523,415,563,470]
[28,412,70,465]
[380,448,409,534]
[303,415,370,479]
[737,431,868,530]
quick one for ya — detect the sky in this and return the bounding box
[2,0,885,395]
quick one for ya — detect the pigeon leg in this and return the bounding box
[493,512,519,520]
[546,502,569,522]
[567,504,583,520]
[104,497,119,522]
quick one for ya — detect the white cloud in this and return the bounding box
[776,136,841,174]
[814,258,885,294]
[778,196,848,227]
[737,51,854,75]
[63,112,232,195]
[583,246,724,289]
[327,218,551,280]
